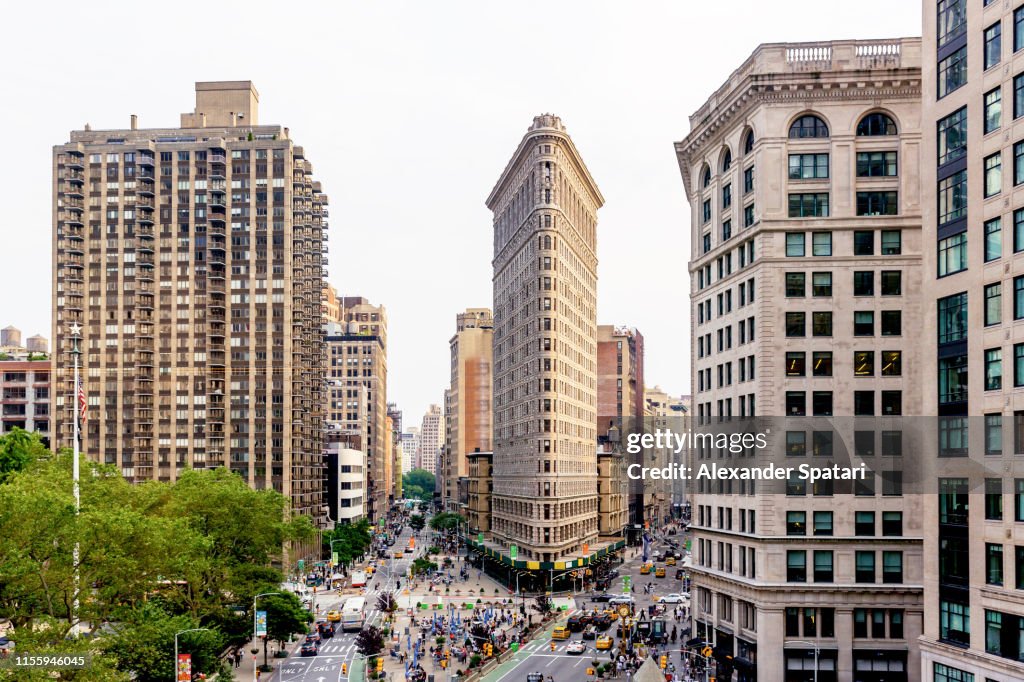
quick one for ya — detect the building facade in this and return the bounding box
[488,114,603,562]
[676,40,925,681]
[441,308,494,511]
[417,404,443,475]
[920,2,1024,680]
[324,436,364,525]
[52,81,327,528]
[0,360,50,442]
[324,295,388,521]
[401,428,418,475]
[466,451,493,536]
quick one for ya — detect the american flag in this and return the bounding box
[77,376,87,422]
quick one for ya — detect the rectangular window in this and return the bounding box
[722,184,732,209]
[812,311,832,337]
[985,22,1002,70]
[986,479,1003,520]
[702,199,711,224]
[937,0,966,47]
[986,348,1003,390]
[1016,343,1024,387]
[937,292,968,343]
[938,171,968,224]
[812,232,832,256]
[786,511,806,535]
[743,203,754,227]
[1016,74,1024,119]
[985,87,1003,133]
[1016,276,1024,318]
[1017,5,1024,52]
[788,153,829,179]
[854,390,875,416]
[785,232,805,257]
[722,219,731,241]
[939,600,970,647]
[853,230,874,255]
[743,167,754,193]
[813,550,834,582]
[812,352,832,376]
[854,311,874,336]
[937,107,968,165]
[786,392,806,416]
[788,193,830,218]
[881,230,902,255]
[881,310,902,336]
[938,355,968,404]
[851,270,876,292]
[786,551,806,582]
[786,352,806,377]
[856,151,897,177]
[813,511,833,536]
[1016,142,1024,186]
[854,351,875,377]
[882,511,902,536]
[938,232,968,277]
[811,272,832,297]
[855,511,875,536]
[882,551,903,583]
[985,283,1002,326]
[985,217,1002,261]
[785,273,805,297]
[856,191,898,216]
[785,312,805,337]
[855,551,875,583]
[938,46,968,99]
[985,152,1002,197]
[881,351,901,376]
[986,415,1004,455]
[987,544,1004,585]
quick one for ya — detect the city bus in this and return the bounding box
[340,596,366,632]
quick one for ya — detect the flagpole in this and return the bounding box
[70,322,82,638]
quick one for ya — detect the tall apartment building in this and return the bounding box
[644,386,690,520]
[676,40,925,681]
[387,403,404,500]
[488,114,603,562]
[441,308,494,511]
[1,360,50,442]
[597,325,646,527]
[52,81,327,526]
[920,2,1024,680]
[401,428,418,474]
[417,404,443,475]
[324,295,388,521]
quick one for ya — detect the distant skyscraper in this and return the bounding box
[441,308,493,511]
[417,404,443,475]
[400,428,419,475]
[52,81,327,532]
[324,294,388,521]
[488,114,603,562]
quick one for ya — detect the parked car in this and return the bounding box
[566,641,587,655]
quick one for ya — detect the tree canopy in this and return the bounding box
[0,433,316,680]
[429,512,466,532]
[402,469,435,501]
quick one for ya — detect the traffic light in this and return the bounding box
[341,663,347,675]
[660,655,667,669]
[376,657,384,673]
[550,641,556,651]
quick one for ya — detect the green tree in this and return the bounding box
[411,558,437,576]
[401,469,435,502]
[103,604,227,682]
[261,591,310,645]
[409,514,425,532]
[324,519,372,566]
[0,427,48,484]
[355,624,385,658]
[429,512,466,532]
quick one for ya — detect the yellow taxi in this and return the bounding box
[327,610,341,622]
[665,557,676,566]
[595,636,614,650]
[603,609,619,621]
[551,626,570,640]
[394,550,404,559]
[365,565,376,576]
[640,563,652,575]
[655,567,666,578]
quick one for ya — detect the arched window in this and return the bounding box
[721,149,732,172]
[701,165,712,189]
[789,115,829,139]
[857,112,897,136]
[743,130,755,154]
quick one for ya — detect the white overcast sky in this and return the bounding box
[1,0,921,425]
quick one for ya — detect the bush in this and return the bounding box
[469,654,482,669]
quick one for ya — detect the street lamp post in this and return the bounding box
[788,640,819,682]
[253,592,280,679]
[174,628,209,681]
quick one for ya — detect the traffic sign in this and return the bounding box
[478,532,484,543]
[510,545,517,560]
[702,646,713,658]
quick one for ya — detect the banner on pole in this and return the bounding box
[176,654,191,682]
[256,610,267,637]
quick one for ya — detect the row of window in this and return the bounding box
[785,271,902,297]
[783,390,903,416]
[788,151,899,179]
[786,549,904,583]
[786,191,899,218]
[784,607,905,640]
[785,230,902,257]
[785,309,902,337]
[786,509,902,536]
